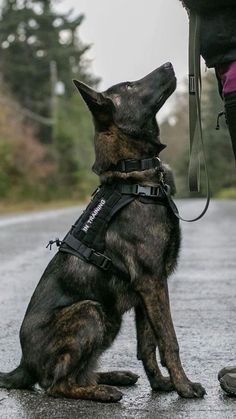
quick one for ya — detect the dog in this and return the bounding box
[0,63,206,402]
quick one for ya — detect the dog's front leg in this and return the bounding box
[135,305,174,392]
[136,278,206,398]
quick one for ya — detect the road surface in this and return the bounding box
[0,200,236,418]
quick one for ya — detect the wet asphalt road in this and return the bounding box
[0,200,236,419]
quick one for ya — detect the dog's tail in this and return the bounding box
[0,363,35,389]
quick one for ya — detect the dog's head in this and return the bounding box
[74,63,176,174]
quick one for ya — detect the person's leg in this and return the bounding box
[224,91,236,163]
[216,61,236,164]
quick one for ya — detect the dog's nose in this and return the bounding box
[163,62,173,69]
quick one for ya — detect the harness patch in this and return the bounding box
[82,198,106,233]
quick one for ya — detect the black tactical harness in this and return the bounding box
[47,156,207,272]
[59,184,169,271]
[59,185,136,271]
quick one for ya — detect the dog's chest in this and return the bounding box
[108,277,140,314]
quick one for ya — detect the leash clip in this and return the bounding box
[216,111,226,130]
[189,74,196,95]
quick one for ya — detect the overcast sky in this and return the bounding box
[58,0,189,91]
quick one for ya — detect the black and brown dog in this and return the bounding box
[0,63,206,402]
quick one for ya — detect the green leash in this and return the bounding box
[189,12,201,192]
[185,11,211,220]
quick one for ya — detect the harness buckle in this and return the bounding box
[135,185,160,197]
[90,250,112,271]
[135,185,148,196]
[100,256,112,271]
[150,186,159,196]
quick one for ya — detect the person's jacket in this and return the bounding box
[182,0,236,67]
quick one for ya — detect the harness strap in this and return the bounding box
[118,183,162,198]
[120,182,210,222]
[60,233,112,270]
[59,186,136,271]
[110,157,161,173]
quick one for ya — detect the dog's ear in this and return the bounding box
[73,80,113,123]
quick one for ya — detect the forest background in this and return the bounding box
[0,0,235,212]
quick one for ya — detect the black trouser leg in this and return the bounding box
[224,92,236,163]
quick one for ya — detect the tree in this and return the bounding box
[0,0,99,203]
[0,85,55,200]
[0,0,98,141]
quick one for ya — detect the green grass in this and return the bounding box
[0,198,88,214]
[214,188,236,199]
[1,187,236,215]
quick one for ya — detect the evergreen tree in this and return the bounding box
[0,0,98,201]
[0,0,97,140]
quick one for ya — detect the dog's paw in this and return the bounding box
[96,385,123,402]
[151,377,174,392]
[97,370,139,387]
[177,382,206,399]
[115,371,139,386]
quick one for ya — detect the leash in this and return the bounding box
[188,12,211,219]
[120,180,210,222]
[162,183,210,223]
[111,157,210,222]
[189,11,201,192]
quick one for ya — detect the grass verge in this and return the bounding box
[0,199,87,215]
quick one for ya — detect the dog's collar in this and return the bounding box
[109,157,162,173]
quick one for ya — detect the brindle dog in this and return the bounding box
[0,63,206,402]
